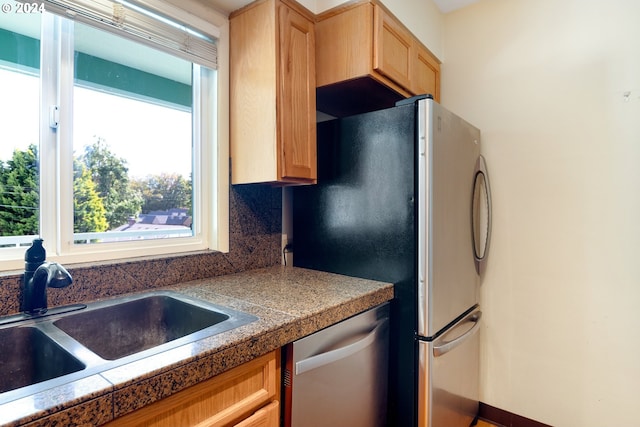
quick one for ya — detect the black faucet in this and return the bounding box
[23,238,73,315]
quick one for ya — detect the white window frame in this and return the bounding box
[0,0,229,271]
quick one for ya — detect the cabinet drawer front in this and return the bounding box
[106,351,279,427]
[373,5,412,91]
[233,401,280,427]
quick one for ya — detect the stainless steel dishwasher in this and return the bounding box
[283,303,390,427]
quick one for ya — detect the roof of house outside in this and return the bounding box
[112,208,192,232]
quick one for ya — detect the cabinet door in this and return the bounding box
[372,4,412,91]
[233,401,279,427]
[278,3,317,182]
[411,41,440,101]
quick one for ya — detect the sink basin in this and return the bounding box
[0,327,85,394]
[0,290,257,404]
[53,292,257,360]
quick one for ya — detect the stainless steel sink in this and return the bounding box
[0,326,85,394]
[53,292,252,360]
[0,290,257,402]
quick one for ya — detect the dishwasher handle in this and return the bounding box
[295,319,388,375]
[433,311,482,358]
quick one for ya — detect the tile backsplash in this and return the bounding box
[0,185,282,316]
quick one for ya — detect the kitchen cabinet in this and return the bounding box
[315,0,440,117]
[411,41,440,101]
[104,350,280,427]
[230,0,317,185]
[373,3,413,92]
[233,401,279,427]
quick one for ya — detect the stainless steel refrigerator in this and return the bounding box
[292,95,492,427]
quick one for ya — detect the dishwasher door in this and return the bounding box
[284,303,390,427]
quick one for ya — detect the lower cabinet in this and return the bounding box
[105,350,280,427]
[233,401,279,427]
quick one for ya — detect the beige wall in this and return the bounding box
[442,1,640,426]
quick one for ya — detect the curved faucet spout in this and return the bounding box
[24,262,73,315]
[39,262,73,289]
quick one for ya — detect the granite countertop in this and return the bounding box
[0,266,393,427]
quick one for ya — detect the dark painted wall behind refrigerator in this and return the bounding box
[293,103,420,427]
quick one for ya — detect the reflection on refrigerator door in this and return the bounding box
[284,303,390,427]
[419,308,481,427]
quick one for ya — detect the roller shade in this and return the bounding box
[36,0,218,69]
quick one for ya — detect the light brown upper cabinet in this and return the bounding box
[373,4,413,92]
[230,0,317,185]
[316,0,440,117]
[411,40,440,100]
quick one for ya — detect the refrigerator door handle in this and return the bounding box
[295,319,388,375]
[433,311,482,358]
[472,155,492,276]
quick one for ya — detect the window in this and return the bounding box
[0,0,229,271]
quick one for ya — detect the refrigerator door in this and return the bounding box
[419,307,481,427]
[286,303,390,427]
[417,99,482,338]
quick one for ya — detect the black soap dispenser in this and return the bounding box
[24,238,46,286]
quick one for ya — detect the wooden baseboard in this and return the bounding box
[478,402,553,427]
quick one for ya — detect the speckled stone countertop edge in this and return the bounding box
[0,266,394,427]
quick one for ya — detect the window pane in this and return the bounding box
[0,5,41,247]
[72,22,194,243]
